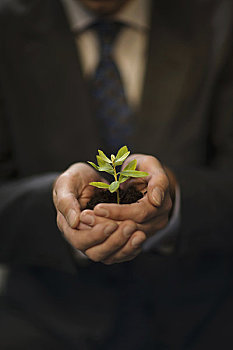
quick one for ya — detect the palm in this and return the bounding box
[76,164,107,210]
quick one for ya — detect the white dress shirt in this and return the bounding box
[61,0,181,254]
[62,0,151,108]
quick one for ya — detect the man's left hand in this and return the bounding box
[94,154,175,234]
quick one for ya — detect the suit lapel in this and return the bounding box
[135,2,210,163]
[6,0,99,174]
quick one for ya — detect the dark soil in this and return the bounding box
[86,186,143,210]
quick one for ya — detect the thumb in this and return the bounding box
[147,168,169,207]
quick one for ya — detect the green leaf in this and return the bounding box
[109,181,120,193]
[114,152,130,166]
[115,146,129,161]
[98,150,112,163]
[88,161,99,171]
[96,157,114,175]
[120,170,149,178]
[89,182,110,189]
[98,166,115,176]
[118,159,137,181]
[122,159,137,171]
[119,175,129,184]
[111,154,115,163]
[96,155,109,167]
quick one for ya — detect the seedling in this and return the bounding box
[88,146,148,204]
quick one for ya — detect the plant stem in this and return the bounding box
[116,189,120,205]
[113,161,120,204]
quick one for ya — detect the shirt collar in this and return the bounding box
[61,0,151,33]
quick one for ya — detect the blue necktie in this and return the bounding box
[91,21,134,154]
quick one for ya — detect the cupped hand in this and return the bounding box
[93,154,176,240]
[53,162,110,247]
[53,156,176,265]
[53,162,143,263]
[77,210,146,264]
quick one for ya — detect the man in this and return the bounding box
[0,0,233,349]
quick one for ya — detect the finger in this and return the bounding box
[94,195,158,223]
[79,211,168,242]
[102,230,146,264]
[123,155,169,207]
[79,209,123,229]
[77,209,120,230]
[134,194,172,236]
[84,220,137,262]
[137,213,170,237]
[79,209,96,226]
[57,211,80,246]
[147,168,170,207]
[57,211,65,233]
[54,174,81,228]
[75,223,119,251]
[57,212,118,251]
[78,222,92,230]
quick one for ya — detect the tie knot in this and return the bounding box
[92,21,122,56]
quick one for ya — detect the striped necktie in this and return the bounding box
[90,21,134,154]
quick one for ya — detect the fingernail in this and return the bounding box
[123,225,135,238]
[67,209,77,227]
[95,207,109,217]
[80,214,95,226]
[104,223,118,236]
[152,187,164,206]
[132,236,144,248]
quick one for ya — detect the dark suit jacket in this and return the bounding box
[0,0,233,349]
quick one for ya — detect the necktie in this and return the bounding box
[90,21,134,154]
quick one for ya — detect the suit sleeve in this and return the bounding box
[174,46,233,256]
[0,96,76,273]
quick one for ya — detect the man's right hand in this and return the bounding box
[53,163,116,249]
[53,163,103,228]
